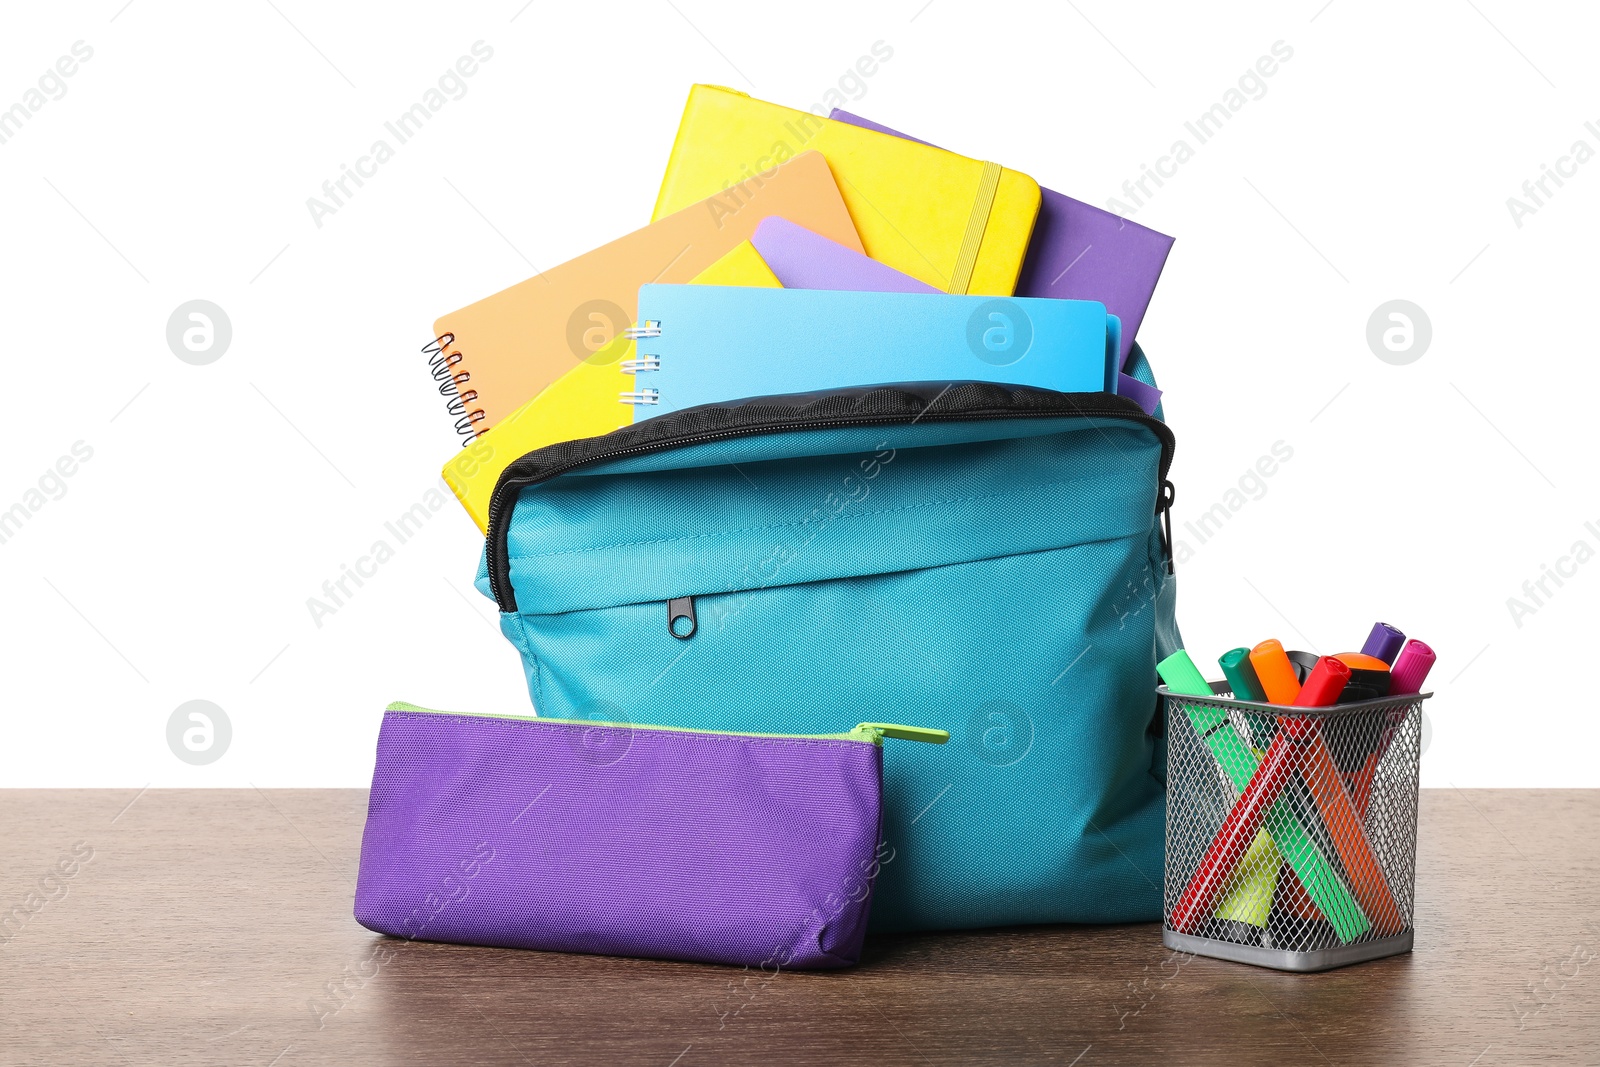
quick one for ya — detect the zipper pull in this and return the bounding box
[668,596,696,639]
[1157,478,1176,575]
[853,723,950,744]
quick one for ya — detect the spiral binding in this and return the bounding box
[620,320,662,405]
[423,334,485,442]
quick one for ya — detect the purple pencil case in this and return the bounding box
[354,702,947,969]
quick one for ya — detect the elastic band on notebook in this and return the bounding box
[948,161,1001,295]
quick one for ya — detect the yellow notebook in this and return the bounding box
[653,85,1041,297]
[443,242,783,531]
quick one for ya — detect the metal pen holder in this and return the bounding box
[1159,682,1428,972]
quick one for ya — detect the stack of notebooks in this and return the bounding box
[427,84,1175,530]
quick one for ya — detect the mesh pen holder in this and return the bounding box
[1159,682,1427,972]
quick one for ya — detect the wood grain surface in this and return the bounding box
[1,789,1595,1066]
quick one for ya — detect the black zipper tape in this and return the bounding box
[485,381,1177,614]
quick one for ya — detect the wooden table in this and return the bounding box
[2,790,1595,1065]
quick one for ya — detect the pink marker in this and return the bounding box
[1389,640,1436,695]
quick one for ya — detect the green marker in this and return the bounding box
[1157,650,1370,943]
[1219,647,1276,746]
[1156,648,1213,696]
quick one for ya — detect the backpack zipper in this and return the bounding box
[668,595,697,639]
[385,701,949,746]
[485,386,1176,613]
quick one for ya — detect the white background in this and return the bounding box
[1,0,1594,787]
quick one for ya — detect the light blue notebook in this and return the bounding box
[624,285,1120,415]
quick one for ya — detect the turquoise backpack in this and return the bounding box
[475,352,1179,932]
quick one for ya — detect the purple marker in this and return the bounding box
[1361,622,1406,665]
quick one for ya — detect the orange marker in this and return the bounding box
[1300,739,1405,935]
[1249,639,1302,704]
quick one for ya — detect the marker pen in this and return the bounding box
[1218,647,1274,746]
[1361,622,1406,666]
[1249,640,1302,705]
[1334,652,1391,672]
[1286,649,1320,685]
[1389,640,1436,695]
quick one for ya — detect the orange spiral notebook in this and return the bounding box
[441,241,783,532]
[427,150,862,439]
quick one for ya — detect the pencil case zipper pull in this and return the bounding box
[850,723,950,745]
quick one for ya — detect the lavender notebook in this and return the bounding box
[830,109,1174,369]
[752,217,939,294]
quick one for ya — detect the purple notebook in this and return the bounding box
[752,216,1161,415]
[830,109,1174,369]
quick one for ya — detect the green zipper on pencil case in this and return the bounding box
[385,702,949,746]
